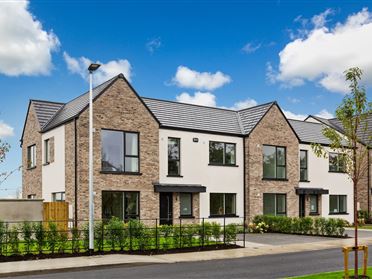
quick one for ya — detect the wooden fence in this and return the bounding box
[43,202,69,231]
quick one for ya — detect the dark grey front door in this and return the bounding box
[299,194,305,217]
[160,192,173,225]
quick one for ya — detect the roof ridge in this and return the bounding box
[30,99,65,105]
[237,101,276,112]
[40,103,66,129]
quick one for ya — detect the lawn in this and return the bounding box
[290,267,372,278]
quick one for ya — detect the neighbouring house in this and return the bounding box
[21,73,368,224]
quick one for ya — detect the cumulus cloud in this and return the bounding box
[316,109,334,119]
[0,0,60,76]
[146,37,161,54]
[287,97,301,104]
[227,98,258,110]
[242,42,261,54]
[270,8,372,93]
[176,92,216,107]
[283,110,307,120]
[0,121,14,138]
[63,52,132,85]
[172,66,231,91]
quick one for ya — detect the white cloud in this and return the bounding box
[270,8,372,94]
[0,0,60,76]
[316,109,334,119]
[172,66,231,91]
[228,98,258,110]
[242,42,261,54]
[0,121,14,138]
[176,92,216,107]
[287,97,301,104]
[283,110,307,120]
[146,37,161,54]
[63,52,132,85]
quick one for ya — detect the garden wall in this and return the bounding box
[0,199,43,222]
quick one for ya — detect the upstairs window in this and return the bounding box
[27,145,36,169]
[44,139,50,164]
[52,192,65,202]
[300,150,308,181]
[168,138,181,176]
[263,145,286,179]
[329,153,346,173]
[101,130,139,173]
[209,141,236,166]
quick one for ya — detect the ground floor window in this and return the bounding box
[52,192,65,202]
[27,194,36,199]
[263,193,286,216]
[102,191,139,220]
[180,193,193,217]
[329,195,347,214]
[309,195,318,214]
[210,193,236,217]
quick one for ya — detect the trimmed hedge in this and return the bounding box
[252,215,347,237]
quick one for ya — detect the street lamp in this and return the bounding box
[88,63,100,253]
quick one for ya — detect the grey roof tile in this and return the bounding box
[237,102,274,134]
[288,119,334,145]
[31,100,64,128]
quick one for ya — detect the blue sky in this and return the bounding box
[0,0,371,197]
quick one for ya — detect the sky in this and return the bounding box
[0,0,372,197]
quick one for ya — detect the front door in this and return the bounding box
[160,192,173,225]
[299,194,305,217]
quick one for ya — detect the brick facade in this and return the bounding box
[245,104,300,220]
[22,104,42,199]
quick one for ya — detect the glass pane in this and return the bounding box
[168,160,180,176]
[339,196,347,213]
[168,138,180,160]
[310,195,317,213]
[101,130,124,172]
[210,193,224,215]
[263,193,275,215]
[277,166,286,179]
[300,150,307,168]
[338,155,346,172]
[329,195,338,213]
[277,147,286,166]
[180,193,192,216]
[329,153,338,172]
[209,142,224,164]
[276,194,286,215]
[225,194,236,215]
[300,169,308,181]
[45,140,49,162]
[263,146,276,178]
[124,192,139,219]
[225,144,236,165]
[102,191,123,220]
[125,157,139,172]
[125,133,138,156]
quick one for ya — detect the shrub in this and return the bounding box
[71,226,80,253]
[94,221,104,251]
[225,224,237,243]
[82,223,89,251]
[46,222,59,253]
[299,217,313,235]
[0,221,7,256]
[248,222,268,234]
[106,217,125,251]
[33,222,45,254]
[181,224,195,247]
[159,225,173,250]
[211,222,222,242]
[58,232,68,253]
[9,226,20,255]
[21,221,34,254]
[203,222,213,245]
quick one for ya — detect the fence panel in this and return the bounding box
[43,202,69,231]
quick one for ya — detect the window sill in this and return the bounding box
[43,162,51,166]
[27,166,36,170]
[329,212,349,215]
[100,171,142,176]
[167,175,183,178]
[328,171,347,174]
[208,215,239,218]
[208,164,239,167]
[309,212,320,216]
[262,178,288,181]
[179,215,195,219]
[300,180,310,183]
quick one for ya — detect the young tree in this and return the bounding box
[0,139,10,164]
[312,67,371,278]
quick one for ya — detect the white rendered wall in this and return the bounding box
[159,129,244,224]
[41,125,66,202]
[299,144,353,223]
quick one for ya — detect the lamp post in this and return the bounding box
[88,63,100,253]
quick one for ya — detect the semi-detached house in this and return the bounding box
[21,74,368,224]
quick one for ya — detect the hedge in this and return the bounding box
[252,215,347,237]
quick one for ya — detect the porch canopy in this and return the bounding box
[295,187,329,195]
[154,183,206,193]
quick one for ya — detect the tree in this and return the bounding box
[312,67,371,278]
[0,138,10,164]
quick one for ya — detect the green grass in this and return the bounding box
[289,267,372,278]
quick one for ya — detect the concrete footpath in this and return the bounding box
[1,232,371,277]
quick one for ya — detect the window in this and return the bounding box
[209,141,236,166]
[180,193,192,217]
[263,193,286,216]
[44,139,50,164]
[102,191,139,220]
[52,192,65,202]
[263,145,286,179]
[210,193,236,217]
[27,145,36,168]
[27,194,36,199]
[101,130,139,173]
[300,150,308,181]
[168,138,181,176]
[310,195,318,214]
[329,153,346,173]
[329,195,347,214]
